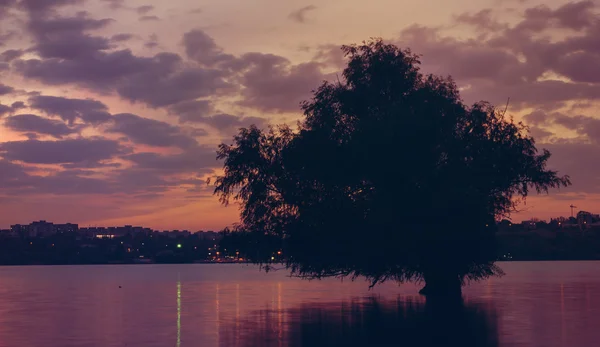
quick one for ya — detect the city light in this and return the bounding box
[177,244,182,248]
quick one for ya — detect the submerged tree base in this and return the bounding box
[419,278,462,297]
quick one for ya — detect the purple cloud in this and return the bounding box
[0,49,23,62]
[182,29,235,67]
[0,104,10,117]
[100,0,123,10]
[0,137,127,164]
[139,15,159,21]
[19,0,84,15]
[144,33,158,49]
[10,101,25,110]
[136,5,154,14]
[197,113,267,133]
[111,33,133,42]
[0,83,13,95]
[4,114,79,138]
[237,55,326,112]
[115,62,231,107]
[168,99,213,123]
[106,113,198,149]
[0,0,16,17]
[391,2,600,109]
[454,9,506,31]
[288,5,317,23]
[123,146,216,174]
[29,95,110,125]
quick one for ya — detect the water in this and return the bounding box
[0,262,597,347]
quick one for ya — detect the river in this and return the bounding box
[0,262,597,346]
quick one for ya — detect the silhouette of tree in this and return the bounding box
[220,296,499,347]
[212,39,571,295]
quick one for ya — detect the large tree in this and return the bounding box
[212,40,570,296]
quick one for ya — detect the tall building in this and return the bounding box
[577,211,600,228]
[29,220,55,237]
[55,223,79,233]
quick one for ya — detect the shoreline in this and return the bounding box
[0,259,599,267]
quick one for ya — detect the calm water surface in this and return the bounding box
[0,262,598,347]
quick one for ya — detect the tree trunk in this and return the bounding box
[419,273,462,297]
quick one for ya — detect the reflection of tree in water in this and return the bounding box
[220,296,499,347]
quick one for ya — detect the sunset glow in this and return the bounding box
[0,0,597,229]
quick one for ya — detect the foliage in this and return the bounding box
[212,39,571,288]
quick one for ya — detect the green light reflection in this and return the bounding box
[177,280,181,347]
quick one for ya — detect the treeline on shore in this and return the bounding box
[0,233,221,265]
[1,228,600,265]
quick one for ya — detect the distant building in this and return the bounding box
[29,220,55,237]
[577,211,600,229]
[0,229,17,238]
[55,223,79,233]
[10,224,28,235]
[522,220,538,230]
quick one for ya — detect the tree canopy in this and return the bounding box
[212,39,570,295]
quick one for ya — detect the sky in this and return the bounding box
[0,0,598,230]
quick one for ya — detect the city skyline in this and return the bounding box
[3,219,219,233]
[0,0,599,229]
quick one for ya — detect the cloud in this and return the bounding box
[0,30,17,45]
[106,113,198,149]
[123,146,217,174]
[100,0,123,10]
[0,157,115,195]
[144,33,158,49]
[62,161,121,169]
[15,22,315,113]
[10,101,25,110]
[236,53,326,112]
[111,33,133,42]
[136,5,154,14]
[0,104,10,117]
[4,114,79,138]
[0,83,13,95]
[28,13,112,36]
[391,1,600,109]
[0,0,17,18]
[115,60,232,107]
[139,15,159,21]
[523,111,600,144]
[27,170,114,195]
[19,0,84,15]
[182,29,235,66]
[541,141,600,194]
[36,33,112,60]
[29,95,111,125]
[454,9,507,31]
[196,113,267,132]
[288,5,317,23]
[26,13,113,60]
[16,41,232,109]
[15,49,164,91]
[168,99,213,123]
[0,138,126,164]
[0,49,23,62]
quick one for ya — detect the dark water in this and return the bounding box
[0,262,598,347]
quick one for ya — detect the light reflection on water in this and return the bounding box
[0,262,597,346]
[177,280,181,347]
